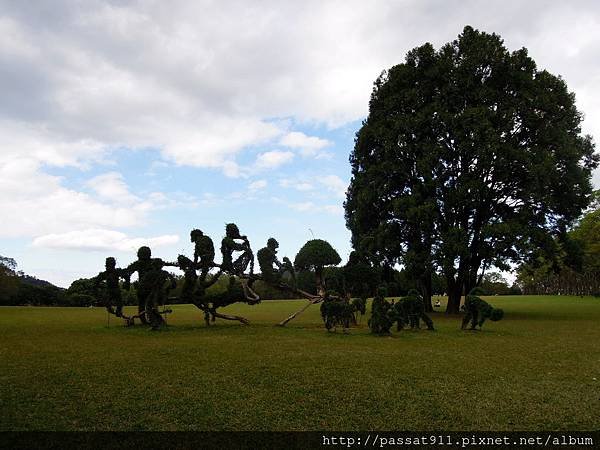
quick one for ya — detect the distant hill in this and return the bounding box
[19,274,62,289]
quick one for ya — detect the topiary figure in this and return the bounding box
[93,256,127,319]
[461,287,504,330]
[351,296,367,323]
[144,259,177,330]
[257,238,281,282]
[220,223,254,275]
[176,254,199,304]
[319,291,354,332]
[280,256,296,289]
[392,289,434,331]
[123,246,154,325]
[294,239,341,296]
[190,228,216,282]
[368,286,393,334]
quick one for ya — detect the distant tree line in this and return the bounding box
[0,253,525,308]
[0,256,65,306]
[516,193,600,296]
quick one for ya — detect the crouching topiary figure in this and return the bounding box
[320,291,355,332]
[461,288,504,330]
[391,289,435,331]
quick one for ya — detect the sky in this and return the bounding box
[1,0,599,287]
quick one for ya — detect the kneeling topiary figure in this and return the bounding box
[461,287,504,330]
[392,289,435,331]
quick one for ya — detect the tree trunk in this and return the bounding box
[315,267,325,296]
[445,275,463,314]
[277,297,322,326]
[420,271,433,312]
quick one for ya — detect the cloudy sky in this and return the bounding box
[1,0,599,287]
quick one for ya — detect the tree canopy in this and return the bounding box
[294,239,341,295]
[345,26,598,312]
[294,239,341,271]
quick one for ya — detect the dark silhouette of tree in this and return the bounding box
[294,239,341,296]
[0,255,19,304]
[346,26,598,313]
[517,193,600,296]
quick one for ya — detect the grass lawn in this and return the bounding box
[1,295,599,431]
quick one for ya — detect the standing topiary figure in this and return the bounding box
[141,259,177,330]
[294,239,341,296]
[123,246,177,326]
[93,257,125,318]
[123,246,154,324]
[368,286,393,334]
[461,288,504,330]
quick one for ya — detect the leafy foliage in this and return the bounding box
[319,292,354,331]
[461,289,504,329]
[294,239,341,271]
[517,195,600,296]
[294,239,341,294]
[345,26,598,313]
[390,289,435,330]
[368,287,393,334]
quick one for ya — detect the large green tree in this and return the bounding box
[345,26,598,313]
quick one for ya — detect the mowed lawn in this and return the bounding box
[1,295,599,431]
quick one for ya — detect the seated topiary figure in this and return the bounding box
[190,228,217,282]
[294,239,341,296]
[280,257,296,288]
[392,289,435,331]
[461,287,504,330]
[220,223,253,275]
[177,254,199,304]
[368,286,393,334]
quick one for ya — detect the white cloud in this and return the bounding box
[1,1,598,185]
[279,179,314,191]
[0,1,599,253]
[0,160,140,237]
[32,229,179,252]
[86,171,140,204]
[254,151,295,169]
[0,160,171,238]
[286,201,343,215]
[248,179,268,190]
[280,131,331,157]
[320,175,347,198]
[289,201,316,212]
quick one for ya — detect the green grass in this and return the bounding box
[1,295,599,431]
